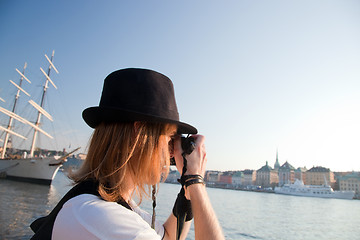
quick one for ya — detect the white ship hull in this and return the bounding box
[0,157,62,185]
[274,180,354,200]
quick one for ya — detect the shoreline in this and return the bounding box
[163,181,360,200]
[164,180,275,194]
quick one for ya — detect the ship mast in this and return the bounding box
[29,50,58,157]
[1,63,30,158]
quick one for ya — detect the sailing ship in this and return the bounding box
[0,51,78,185]
[274,179,355,200]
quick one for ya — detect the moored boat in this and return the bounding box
[0,51,78,185]
[274,179,355,200]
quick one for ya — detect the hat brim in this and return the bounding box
[82,107,197,134]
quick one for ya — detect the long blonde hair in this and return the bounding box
[71,121,176,203]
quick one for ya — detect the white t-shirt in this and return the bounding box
[52,194,164,240]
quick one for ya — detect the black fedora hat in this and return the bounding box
[82,68,197,134]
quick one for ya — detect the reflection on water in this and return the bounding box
[1,171,360,240]
[0,172,72,239]
[1,180,48,239]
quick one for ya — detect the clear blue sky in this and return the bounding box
[0,0,359,172]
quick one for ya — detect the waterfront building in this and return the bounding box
[278,161,295,186]
[333,171,354,190]
[232,171,244,187]
[219,171,233,185]
[305,166,335,187]
[243,169,256,187]
[294,167,307,184]
[205,170,221,184]
[256,161,279,188]
[338,172,360,199]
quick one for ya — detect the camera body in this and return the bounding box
[170,136,196,165]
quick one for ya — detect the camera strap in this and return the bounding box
[175,153,190,240]
[151,184,157,229]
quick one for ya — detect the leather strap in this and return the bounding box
[30,180,131,239]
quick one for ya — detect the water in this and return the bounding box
[1,171,359,240]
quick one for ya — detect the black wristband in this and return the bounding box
[184,178,205,188]
[182,175,204,181]
[179,174,204,186]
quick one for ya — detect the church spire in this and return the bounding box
[274,148,280,170]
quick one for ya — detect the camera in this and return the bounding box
[170,136,196,165]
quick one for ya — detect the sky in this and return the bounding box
[0,0,359,172]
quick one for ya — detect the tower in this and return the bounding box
[274,149,280,170]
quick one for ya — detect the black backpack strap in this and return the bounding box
[30,180,131,240]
